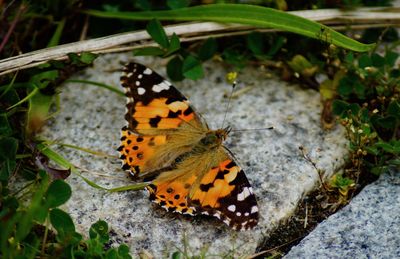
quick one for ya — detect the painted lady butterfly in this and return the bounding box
[118,63,259,230]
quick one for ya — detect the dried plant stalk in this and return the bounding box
[0,7,399,76]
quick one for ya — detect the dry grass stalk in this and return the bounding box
[0,7,399,76]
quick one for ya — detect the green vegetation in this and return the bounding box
[0,0,398,257]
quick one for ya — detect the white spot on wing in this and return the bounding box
[126,97,134,104]
[228,205,236,212]
[245,212,249,216]
[213,212,221,219]
[127,72,133,77]
[236,212,241,216]
[135,81,140,86]
[138,74,143,79]
[237,187,251,201]
[137,87,145,95]
[143,68,152,75]
[152,81,171,93]
[251,206,258,214]
[223,219,231,225]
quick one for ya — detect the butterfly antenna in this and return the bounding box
[231,127,274,132]
[221,81,236,129]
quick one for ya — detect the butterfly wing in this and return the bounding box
[147,147,259,231]
[118,63,208,178]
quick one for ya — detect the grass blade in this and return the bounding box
[85,4,375,52]
[66,79,124,96]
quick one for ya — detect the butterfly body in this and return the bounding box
[118,62,259,230]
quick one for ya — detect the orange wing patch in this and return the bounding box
[121,63,200,132]
[128,97,195,130]
[118,127,166,174]
[190,160,237,208]
[190,159,259,230]
[147,174,197,215]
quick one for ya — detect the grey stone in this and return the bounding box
[285,171,400,259]
[40,54,347,257]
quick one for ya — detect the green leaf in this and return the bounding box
[333,100,362,118]
[348,103,361,116]
[344,52,354,64]
[338,75,357,98]
[0,87,20,106]
[37,143,76,171]
[26,90,54,135]
[167,57,184,81]
[360,108,370,123]
[222,47,248,68]
[0,160,16,181]
[0,113,12,136]
[89,220,109,243]
[374,140,400,154]
[365,146,379,156]
[0,137,18,161]
[171,251,182,259]
[358,54,372,68]
[182,55,204,80]
[387,100,400,119]
[165,33,181,56]
[198,38,217,61]
[117,244,131,257]
[133,47,165,56]
[287,54,314,73]
[375,115,396,129]
[79,52,99,64]
[167,0,190,9]
[385,51,399,67]
[50,208,75,235]
[246,32,266,56]
[30,70,59,89]
[371,165,388,175]
[106,249,118,258]
[85,4,375,52]
[266,35,285,57]
[353,81,366,99]
[45,180,72,208]
[371,53,385,68]
[390,69,400,79]
[68,52,98,66]
[146,19,169,49]
[388,159,400,166]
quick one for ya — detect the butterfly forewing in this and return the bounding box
[118,63,206,176]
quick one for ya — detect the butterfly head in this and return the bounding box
[199,127,230,149]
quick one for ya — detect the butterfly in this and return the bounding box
[118,62,259,230]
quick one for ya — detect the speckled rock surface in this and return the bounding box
[285,170,400,259]
[40,53,347,257]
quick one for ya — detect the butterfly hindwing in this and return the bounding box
[190,158,259,230]
[146,147,259,231]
